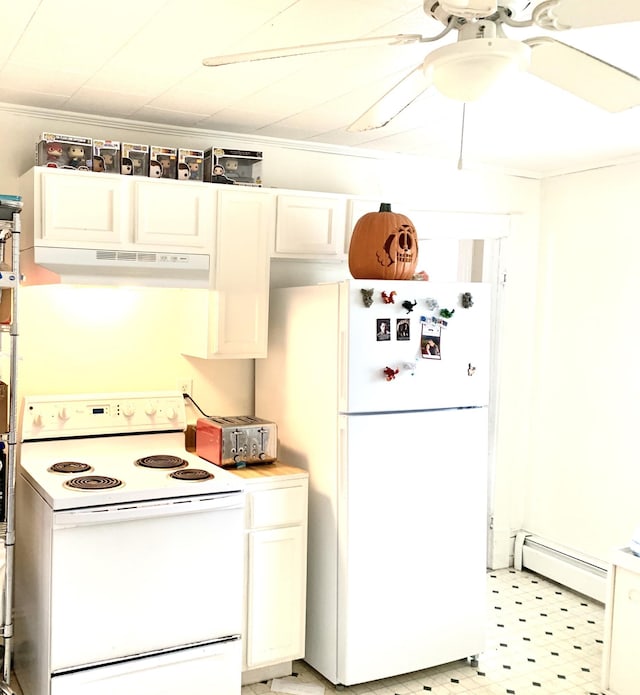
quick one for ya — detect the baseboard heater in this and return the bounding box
[513,532,608,603]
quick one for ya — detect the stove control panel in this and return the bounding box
[22,391,187,440]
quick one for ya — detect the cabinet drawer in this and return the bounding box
[248,486,306,529]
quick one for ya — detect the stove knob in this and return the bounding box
[58,407,70,422]
[122,404,135,418]
[32,413,43,428]
[166,407,177,420]
[145,403,157,417]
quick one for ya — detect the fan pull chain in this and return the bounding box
[457,102,466,171]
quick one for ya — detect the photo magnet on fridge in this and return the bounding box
[376,319,391,341]
[421,322,441,359]
[396,318,410,341]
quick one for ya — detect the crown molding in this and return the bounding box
[0,100,391,161]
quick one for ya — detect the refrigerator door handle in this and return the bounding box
[339,328,348,410]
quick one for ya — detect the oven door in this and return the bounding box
[50,493,244,671]
[51,639,241,695]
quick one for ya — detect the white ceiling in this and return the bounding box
[0,0,639,178]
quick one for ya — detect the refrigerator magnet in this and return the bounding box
[396,318,410,341]
[381,290,396,304]
[401,299,417,314]
[360,288,374,307]
[383,366,399,381]
[376,319,391,341]
[421,323,441,359]
[425,298,439,311]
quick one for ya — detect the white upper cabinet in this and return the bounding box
[345,199,386,255]
[129,177,214,249]
[274,192,347,259]
[346,198,512,245]
[181,187,276,359]
[21,167,215,251]
[408,208,512,240]
[31,167,127,246]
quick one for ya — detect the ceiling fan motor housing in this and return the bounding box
[458,20,498,40]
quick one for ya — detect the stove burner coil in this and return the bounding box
[169,468,214,481]
[135,454,189,470]
[64,475,124,491]
[49,461,92,474]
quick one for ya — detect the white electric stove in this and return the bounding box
[14,391,245,695]
[19,391,242,510]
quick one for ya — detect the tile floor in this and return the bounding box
[243,568,606,695]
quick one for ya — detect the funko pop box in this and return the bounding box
[120,143,149,176]
[203,147,262,186]
[177,148,204,182]
[150,146,178,179]
[92,139,121,174]
[37,133,93,170]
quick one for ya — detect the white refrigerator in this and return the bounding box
[255,279,490,686]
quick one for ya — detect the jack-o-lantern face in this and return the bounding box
[378,223,417,268]
[348,204,419,280]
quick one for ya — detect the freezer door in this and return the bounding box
[336,408,488,686]
[340,280,490,413]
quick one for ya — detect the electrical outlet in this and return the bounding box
[177,378,193,397]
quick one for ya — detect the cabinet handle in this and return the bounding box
[629,588,640,603]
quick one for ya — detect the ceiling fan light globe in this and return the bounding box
[423,38,531,102]
[439,0,498,19]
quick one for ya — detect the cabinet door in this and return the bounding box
[130,178,214,249]
[214,188,275,357]
[40,169,126,245]
[246,525,306,668]
[181,188,275,359]
[608,566,640,695]
[275,194,346,258]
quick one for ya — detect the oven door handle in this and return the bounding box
[53,493,244,528]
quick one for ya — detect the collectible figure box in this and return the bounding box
[203,147,263,186]
[37,133,93,170]
[120,143,149,176]
[92,139,121,174]
[177,148,204,181]
[150,146,177,179]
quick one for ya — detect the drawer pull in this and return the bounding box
[629,588,640,603]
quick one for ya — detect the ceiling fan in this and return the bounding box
[202,0,640,132]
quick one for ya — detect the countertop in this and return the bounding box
[185,433,307,481]
[225,460,308,480]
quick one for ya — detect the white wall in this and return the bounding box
[524,161,640,563]
[0,103,540,566]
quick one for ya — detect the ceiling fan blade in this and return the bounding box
[524,37,640,111]
[202,34,424,67]
[347,64,432,132]
[534,0,640,29]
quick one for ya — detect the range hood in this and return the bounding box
[18,167,214,289]
[21,245,210,288]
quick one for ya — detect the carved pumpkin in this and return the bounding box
[348,203,418,280]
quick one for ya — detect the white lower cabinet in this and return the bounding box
[238,471,308,683]
[602,548,640,695]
